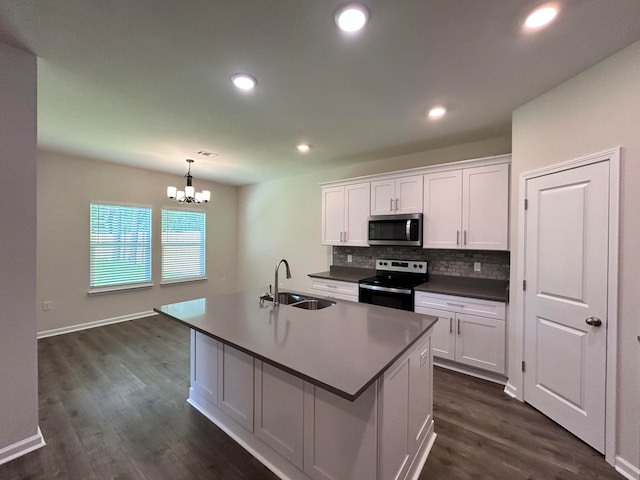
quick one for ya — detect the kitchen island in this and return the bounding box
[155,290,437,480]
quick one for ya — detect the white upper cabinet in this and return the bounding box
[423,163,509,250]
[370,175,423,215]
[321,182,370,246]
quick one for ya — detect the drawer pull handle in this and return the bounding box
[327,284,338,288]
[446,302,465,308]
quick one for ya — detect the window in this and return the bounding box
[161,209,206,283]
[89,203,152,291]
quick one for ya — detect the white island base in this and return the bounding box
[188,330,436,480]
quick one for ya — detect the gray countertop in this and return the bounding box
[415,275,509,302]
[308,266,375,283]
[154,289,437,401]
[309,267,509,303]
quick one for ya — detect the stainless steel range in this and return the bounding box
[359,259,428,311]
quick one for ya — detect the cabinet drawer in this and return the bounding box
[414,291,505,320]
[309,278,358,300]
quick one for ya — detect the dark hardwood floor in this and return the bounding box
[0,316,620,479]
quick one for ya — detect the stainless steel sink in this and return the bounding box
[273,292,335,310]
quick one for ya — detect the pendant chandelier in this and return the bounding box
[167,159,210,204]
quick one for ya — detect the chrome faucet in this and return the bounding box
[273,259,292,306]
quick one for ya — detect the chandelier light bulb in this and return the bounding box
[167,186,177,199]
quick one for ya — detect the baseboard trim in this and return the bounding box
[503,382,518,399]
[0,427,45,466]
[37,310,156,339]
[616,456,640,480]
[434,359,507,385]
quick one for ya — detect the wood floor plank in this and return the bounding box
[0,316,622,480]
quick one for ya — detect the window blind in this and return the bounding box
[89,203,152,290]
[162,209,206,282]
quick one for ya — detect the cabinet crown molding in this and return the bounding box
[320,153,511,188]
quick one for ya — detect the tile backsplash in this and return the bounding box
[332,246,510,280]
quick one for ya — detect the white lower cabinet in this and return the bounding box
[308,277,358,302]
[188,329,435,480]
[415,292,506,375]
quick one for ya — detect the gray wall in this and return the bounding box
[36,150,239,332]
[0,44,39,454]
[510,40,640,469]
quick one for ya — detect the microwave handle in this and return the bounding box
[406,219,411,241]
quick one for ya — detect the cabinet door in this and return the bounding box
[462,163,509,250]
[254,361,304,468]
[218,344,255,431]
[370,179,395,215]
[415,306,454,360]
[423,170,463,249]
[321,186,344,246]
[455,313,506,374]
[344,182,370,246]
[395,175,423,214]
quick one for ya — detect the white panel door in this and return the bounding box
[395,175,423,214]
[423,170,462,249]
[462,163,509,250]
[321,186,344,245]
[370,179,394,215]
[524,161,609,452]
[344,182,370,246]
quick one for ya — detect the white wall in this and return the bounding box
[237,136,511,293]
[0,44,40,456]
[36,150,239,332]
[509,40,640,469]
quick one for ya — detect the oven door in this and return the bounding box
[358,284,415,311]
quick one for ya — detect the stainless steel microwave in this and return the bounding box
[367,214,423,246]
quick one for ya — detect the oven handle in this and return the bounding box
[406,219,411,241]
[359,284,412,295]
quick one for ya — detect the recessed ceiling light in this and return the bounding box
[524,4,558,30]
[231,73,257,91]
[428,106,447,119]
[297,143,311,153]
[335,4,369,33]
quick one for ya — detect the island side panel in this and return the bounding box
[218,343,255,432]
[190,331,219,411]
[303,382,378,480]
[255,360,305,469]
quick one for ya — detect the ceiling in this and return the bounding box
[1,1,639,185]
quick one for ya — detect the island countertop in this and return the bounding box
[154,290,437,401]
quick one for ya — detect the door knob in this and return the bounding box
[585,316,602,327]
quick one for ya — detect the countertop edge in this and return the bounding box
[153,300,438,402]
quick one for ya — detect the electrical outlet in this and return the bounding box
[347,254,353,263]
[42,301,53,311]
[474,262,481,272]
